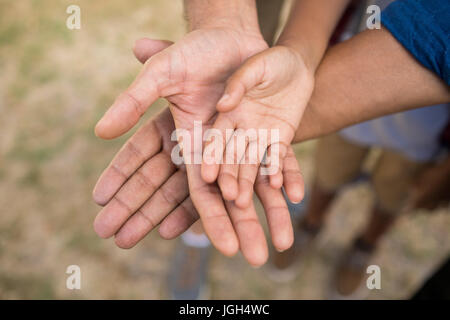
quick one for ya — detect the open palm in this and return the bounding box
[94,27,291,259]
[202,46,314,208]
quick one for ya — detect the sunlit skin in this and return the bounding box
[93,105,302,265]
[92,0,347,265]
[196,0,351,209]
[93,29,303,266]
[201,45,314,209]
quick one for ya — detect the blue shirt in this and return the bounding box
[382,0,450,85]
[338,1,450,162]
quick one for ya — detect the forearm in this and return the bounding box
[184,0,260,34]
[293,28,450,143]
[277,0,350,71]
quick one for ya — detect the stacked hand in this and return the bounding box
[93,26,306,266]
[202,46,314,208]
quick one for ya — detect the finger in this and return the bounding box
[218,165,239,201]
[133,38,173,64]
[93,152,175,239]
[95,51,167,139]
[269,167,283,189]
[201,114,235,183]
[282,146,304,204]
[218,130,247,201]
[158,197,199,240]
[225,200,268,267]
[264,142,288,189]
[93,110,171,205]
[114,169,189,248]
[217,56,264,112]
[235,141,259,209]
[187,164,239,257]
[255,173,294,252]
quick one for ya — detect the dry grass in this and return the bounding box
[0,0,449,299]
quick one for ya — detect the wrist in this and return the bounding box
[185,0,260,35]
[275,0,351,73]
[277,38,322,74]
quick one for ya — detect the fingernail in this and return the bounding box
[218,93,231,105]
[94,121,104,137]
[290,198,303,205]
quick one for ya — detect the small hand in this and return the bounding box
[201,46,314,208]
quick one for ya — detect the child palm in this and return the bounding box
[201,46,314,208]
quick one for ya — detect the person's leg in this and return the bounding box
[301,182,337,230]
[167,221,211,299]
[334,149,427,296]
[269,134,369,279]
[333,205,394,297]
[359,205,396,247]
[303,134,370,229]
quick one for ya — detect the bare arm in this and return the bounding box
[294,27,450,143]
[184,0,259,33]
[278,0,351,71]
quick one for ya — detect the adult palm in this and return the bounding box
[94,28,302,264]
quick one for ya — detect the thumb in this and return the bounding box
[95,39,172,140]
[217,56,264,112]
[133,38,173,64]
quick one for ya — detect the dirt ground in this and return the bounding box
[0,0,449,299]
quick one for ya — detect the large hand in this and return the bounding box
[95,28,267,138]
[93,108,303,266]
[94,108,196,240]
[93,38,304,266]
[93,27,294,262]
